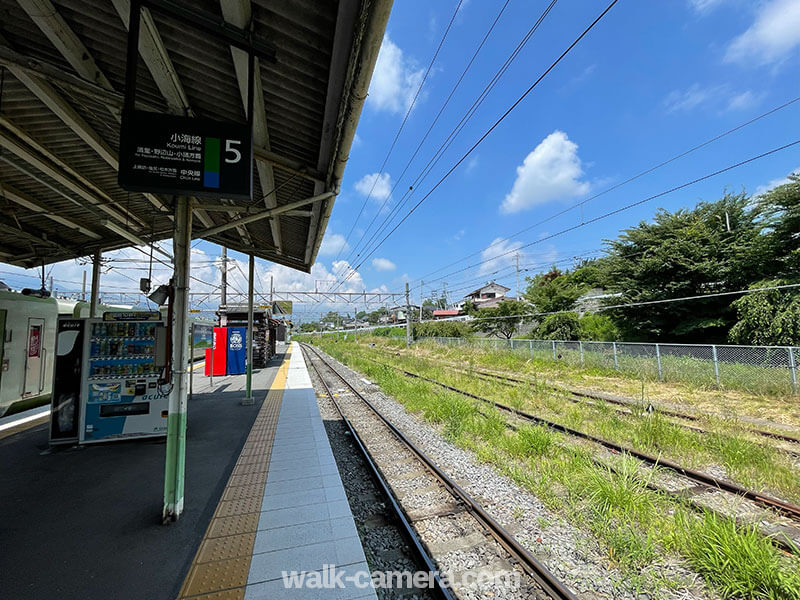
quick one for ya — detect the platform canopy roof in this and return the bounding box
[0,0,391,272]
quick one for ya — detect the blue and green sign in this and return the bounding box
[119,110,252,200]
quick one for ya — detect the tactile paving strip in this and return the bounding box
[178,348,291,600]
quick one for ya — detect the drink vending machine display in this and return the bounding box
[79,316,168,443]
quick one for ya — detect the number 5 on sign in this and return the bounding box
[225,139,242,163]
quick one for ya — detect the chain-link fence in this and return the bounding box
[420,337,800,395]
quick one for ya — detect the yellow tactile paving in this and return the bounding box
[178,347,291,600]
[0,412,49,440]
[196,533,257,564]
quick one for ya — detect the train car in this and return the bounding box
[0,290,59,417]
[0,291,133,417]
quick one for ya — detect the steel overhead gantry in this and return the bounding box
[0,0,392,521]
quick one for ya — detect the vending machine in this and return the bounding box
[79,313,168,443]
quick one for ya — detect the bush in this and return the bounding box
[537,312,581,340]
[579,313,619,341]
[414,320,473,338]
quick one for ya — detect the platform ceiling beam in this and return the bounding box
[17,0,119,120]
[0,128,146,229]
[305,0,359,265]
[0,181,102,240]
[0,34,170,216]
[221,0,282,254]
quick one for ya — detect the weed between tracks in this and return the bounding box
[370,342,800,504]
[303,338,800,600]
[397,338,800,429]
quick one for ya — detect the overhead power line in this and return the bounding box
[402,137,800,290]
[335,0,522,276]
[331,0,466,268]
[335,0,620,289]
[396,92,800,292]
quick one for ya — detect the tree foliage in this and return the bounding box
[728,280,800,346]
[599,193,762,342]
[470,299,528,339]
[537,313,581,340]
[523,268,587,314]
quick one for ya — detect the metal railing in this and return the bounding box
[419,337,800,396]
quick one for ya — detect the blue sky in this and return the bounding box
[3,0,800,323]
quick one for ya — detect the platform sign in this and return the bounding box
[119,110,253,200]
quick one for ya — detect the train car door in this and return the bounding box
[23,318,45,397]
[0,309,6,393]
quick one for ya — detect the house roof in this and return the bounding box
[465,281,511,297]
[0,0,391,272]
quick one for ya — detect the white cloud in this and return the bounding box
[367,34,425,114]
[664,84,761,113]
[479,238,524,276]
[688,0,726,13]
[371,257,396,272]
[500,131,590,214]
[725,0,800,66]
[726,90,762,111]
[318,232,350,257]
[663,83,724,112]
[754,166,800,195]
[354,172,392,202]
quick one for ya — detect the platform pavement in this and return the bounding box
[178,342,377,600]
[0,349,285,600]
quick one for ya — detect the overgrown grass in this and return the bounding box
[306,338,800,600]
[360,339,800,503]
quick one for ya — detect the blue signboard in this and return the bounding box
[226,327,247,375]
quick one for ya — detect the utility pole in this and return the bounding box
[270,275,274,306]
[82,271,87,301]
[419,280,423,321]
[442,282,448,308]
[220,246,227,308]
[405,282,411,347]
[515,252,520,300]
[354,309,358,343]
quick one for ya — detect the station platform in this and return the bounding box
[178,342,375,600]
[0,342,374,600]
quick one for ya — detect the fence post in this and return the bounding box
[712,345,721,387]
[789,347,798,394]
[529,340,533,359]
[655,343,663,381]
[552,340,557,360]
[612,342,619,370]
[579,341,584,367]
[510,339,514,352]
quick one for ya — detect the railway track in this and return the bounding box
[300,343,578,600]
[374,346,800,450]
[354,354,800,553]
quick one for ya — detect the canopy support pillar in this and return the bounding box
[163,195,192,522]
[89,249,101,317]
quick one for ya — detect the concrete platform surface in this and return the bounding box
[0,351,285,600]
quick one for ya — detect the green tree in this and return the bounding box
[523,268,586,314]
[537,312,581,340]
[470,299,528,339]
[753,173,800,277]
[728,280,800,345]
[579,313,619,341]
[601,193,762,342]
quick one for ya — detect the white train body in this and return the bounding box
[0,289,212,417]
[0,291,133,417]
[0,291,59,417]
